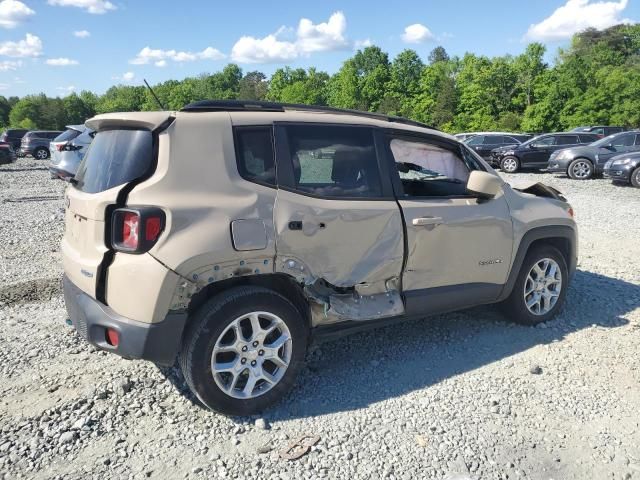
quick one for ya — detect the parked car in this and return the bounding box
[0,128,28,150]
[62,100,577,415]
[547,130,640,179]
[20,130,63,159]
[604,152,640,188]
[465,134,526,160]
[0,143,16,165]
[455,131,516,142]
[570,126,625,137]
[49,125,94,180]
[490,132,601,172]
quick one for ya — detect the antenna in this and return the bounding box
[143,79,166,110]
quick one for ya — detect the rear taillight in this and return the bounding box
[57,143,81,152]
[111,207,165,253]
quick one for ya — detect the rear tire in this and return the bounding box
[631,166,640,188]
[34,147,49,160]
[500,245,568,325]
[179,286,308,416]
[567,158,593,180]
[501,156,520,173]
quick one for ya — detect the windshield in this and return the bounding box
[590,133,621,147]
[74,129,153,194]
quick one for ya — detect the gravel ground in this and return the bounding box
[0,158,639,480]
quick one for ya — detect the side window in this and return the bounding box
[466,135,484,146]
[532,136,556,147]
[556,135,579,145]
[611,134,635,147]
[634,135,640,146]
[390,138,471,198]
[579,134,597,143]
[235,127,276,187]
[483,135,503,145]
[286,125,382,198]
[592,128,604,136]
[504,136,519,144]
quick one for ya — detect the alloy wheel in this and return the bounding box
[211,311,292,399]
[502,158,518,173]
[571,160,591,179]
[523,258,563,316]
[35,149,48,160]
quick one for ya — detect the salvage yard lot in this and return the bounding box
[0,158,639,480]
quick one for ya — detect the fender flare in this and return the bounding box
[497,225,577,301]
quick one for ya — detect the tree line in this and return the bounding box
[2,24,640,134]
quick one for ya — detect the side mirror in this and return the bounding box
[466,171,503,200]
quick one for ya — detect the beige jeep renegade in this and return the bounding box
[62,101,577,415]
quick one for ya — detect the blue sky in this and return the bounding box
[0,0,637,97]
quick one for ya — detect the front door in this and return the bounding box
[273,124,405,322]
[522,135,557,166]
[385,133,513,314]
[595,132,639,169]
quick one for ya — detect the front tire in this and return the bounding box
[501,156,520,173]
[500,245,568,325]
[631,166,640,188]
[567,158,593,180]
[179,286,308,416]
[34,147,49,160]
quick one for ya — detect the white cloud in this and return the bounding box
[231,11,350,64]
[0,33,42,57]
[354,38,372,50]
[0,59,21,71]
[130,46,225,66]
[112,71,135,83]
[57,85,76,93]
[0,0,35,28]
[47,0,115,14]
[46,57,79,66]
[73,29,90,38]
[525,0,632,41]
[296,11,349,53]
[402,23,435,44]
[231,33,298,64]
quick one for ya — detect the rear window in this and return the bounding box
[54,129,82,142]
[74,129,153,194]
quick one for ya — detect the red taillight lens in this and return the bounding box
[121,212,140,249]
[112,208,164,253]
[105,328,119,347]
[145,216,162,241]
[56,144,65,151]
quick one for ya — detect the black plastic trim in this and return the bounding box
[232,125,277,189]
[64,275,186,366]
[497,225,577,302]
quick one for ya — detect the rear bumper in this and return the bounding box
[63,275,186,365]
[19,147,34,156]
[49,165,73,180]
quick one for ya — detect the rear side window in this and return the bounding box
[556,135,579,145]
[285,125,382,198]
[579,134,598,143]
[235,127,276,187]
[483,135,503,144]
[74,129,153,194]
[55,129,82,142]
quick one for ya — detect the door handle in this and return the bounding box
[412,216,443,227]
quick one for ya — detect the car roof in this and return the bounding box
[88,106,454,141]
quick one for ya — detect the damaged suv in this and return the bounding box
[62,101,577,415]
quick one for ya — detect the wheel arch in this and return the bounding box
[185,273,312,333]
[498,225,577,301]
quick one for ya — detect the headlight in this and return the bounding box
[612,158,633,166]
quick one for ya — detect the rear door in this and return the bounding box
[385,133,513,313]
[273,124,405,320]
[63,129,156,297]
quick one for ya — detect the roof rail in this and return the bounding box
[181,100,438,131]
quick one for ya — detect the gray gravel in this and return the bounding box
[0,158,639,480]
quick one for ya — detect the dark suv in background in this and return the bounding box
[465,134,532,160]
[548,130,640,179]
[19,131,63,159]
[570,126,625,137]
[0,128,28,150]
[490,132,600,173]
